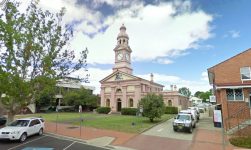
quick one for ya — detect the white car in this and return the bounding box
[0,117,44,142]
[180,109,198,123]
[173,113,196,133]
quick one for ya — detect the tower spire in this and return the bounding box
[113,24,133,74]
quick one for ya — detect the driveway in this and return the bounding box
[142,118,193,141]
[121,112,238,150]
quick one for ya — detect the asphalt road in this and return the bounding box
[0,134,110,150]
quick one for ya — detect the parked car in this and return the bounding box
[188,107,200,120]
[0,116,7,126]
[199,108,205,113]
[180,109,198,123]
[0,117,44,142]
[173,113,196,133]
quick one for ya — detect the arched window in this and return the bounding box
[116,88,122,93]
[123,39,125,44]
[106,99,110,107]
[168,100,172,106]
[129,99,133,107]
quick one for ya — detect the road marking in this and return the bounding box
[8,135,47,150]
[63,141,76,150]
[157,128,163,132]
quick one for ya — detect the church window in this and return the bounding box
[106,99,110,107]
[123,39,125,44]
[168,100,172,106]
[116,88,122,93]
[129,99,133,107]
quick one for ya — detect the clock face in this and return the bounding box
[117,52,123,61]
[125,53,130,61]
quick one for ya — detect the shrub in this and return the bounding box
[139,93,165,122]
[165,106,178,114]
[121,108,138,116]
[96,107,111,114]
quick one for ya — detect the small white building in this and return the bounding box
[190,97,203,105]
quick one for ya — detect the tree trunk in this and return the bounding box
[150,118,154,122]
[7,111,15,123]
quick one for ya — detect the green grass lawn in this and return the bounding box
[17,113,174,133]
[229,136,251,148]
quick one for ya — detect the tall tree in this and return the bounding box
[139,93,165,122]
[178,87,191,98]
[0,0,88,122]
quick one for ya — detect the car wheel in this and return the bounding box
[38,128,43,136]
[20,133,27,142]
[189,126,193,133]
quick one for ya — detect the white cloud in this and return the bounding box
[229,30,240,38]
[155,58,173,64]
[92,0,142,8]
[224,30,240,38]
[14,1,213,65]
[69,1,213,64]
[201,71,208,81]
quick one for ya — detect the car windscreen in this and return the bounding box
[177,115,190,120]
[8,120,29,127]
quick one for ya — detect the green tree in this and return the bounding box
[194,91,203,98]
[178,87,191,98]
[0,0,88,122]
[198,91,212,102]
[63,88,98,111]
[139,93,165,122]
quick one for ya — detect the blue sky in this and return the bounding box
[12,0,251,94]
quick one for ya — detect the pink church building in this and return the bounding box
[100,24,189,112]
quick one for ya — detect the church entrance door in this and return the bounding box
[117,99,122,112]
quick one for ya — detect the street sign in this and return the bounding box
[139,107,143,113]
[213,110,222,123]
[210,95,216,103]
[79,105,82,113]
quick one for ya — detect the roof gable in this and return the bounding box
[100,71,138,83]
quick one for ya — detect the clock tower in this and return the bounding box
[112,24,133,74]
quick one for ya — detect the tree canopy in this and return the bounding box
[0,0,88,121]
[178,87,191,98]
[139,93,165,122]
[194,90,212,102]
[63,87,99,111]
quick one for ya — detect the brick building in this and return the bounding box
[208,48,251,130]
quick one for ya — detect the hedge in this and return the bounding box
[165,106,178,114]
[96,107,111,114]
[121,108,138,116]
